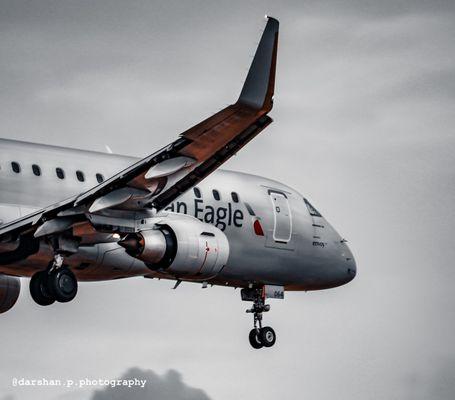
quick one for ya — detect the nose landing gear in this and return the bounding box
[29,254,78,306]
[243,287,277,349]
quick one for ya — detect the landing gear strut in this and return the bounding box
[30,253,78,306]
[243,288,277,349]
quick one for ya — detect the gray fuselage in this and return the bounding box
[0,138,356,291]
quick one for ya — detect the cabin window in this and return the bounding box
[244,202,255,216]
[304,198,322,217]
[76,170,85,182]
[231,192,239,203]
[32,164,41,176]
[193,187,202,199]
[56,167,65,180]
[212,189,221,201]
[11,162,20,173]
[96,173,104,183]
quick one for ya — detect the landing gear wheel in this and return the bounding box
[259,326,276,347]
[244,287,276,349]
[48,268,78,303]
[249,329,264,349]
[30,271,55,306]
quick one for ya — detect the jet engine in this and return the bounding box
[0,275,20,314]
[119,216,229,277]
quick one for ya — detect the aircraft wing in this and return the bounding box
[0,17,279,246]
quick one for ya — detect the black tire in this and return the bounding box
[30,271,55,306]
[259,326,276,347]
[48,268,78,303]
[248,329,263,349]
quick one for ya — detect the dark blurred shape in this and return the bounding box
[91,367,211,400]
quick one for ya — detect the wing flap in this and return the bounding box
[179,105,260,161]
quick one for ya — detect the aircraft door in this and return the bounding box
[269,191,292,243]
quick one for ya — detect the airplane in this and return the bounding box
[0,17,356,349]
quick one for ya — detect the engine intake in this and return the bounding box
[119,215,229,277]
[0,274,20,314]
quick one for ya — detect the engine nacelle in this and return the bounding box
[120,215,229,277]
[0,275,20,314]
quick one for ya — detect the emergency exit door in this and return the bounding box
[269,191,292,243]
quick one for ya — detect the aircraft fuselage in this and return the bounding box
[0,138,356,291]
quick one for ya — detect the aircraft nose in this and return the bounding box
[347,256,356,280]
[343,243,357,283]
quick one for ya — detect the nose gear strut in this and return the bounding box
[242,287,277,349]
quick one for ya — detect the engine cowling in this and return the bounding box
[120,215,229,277]
[0,275,20,314]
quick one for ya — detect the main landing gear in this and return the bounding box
[243,288,277,349]
[29,254,78,306]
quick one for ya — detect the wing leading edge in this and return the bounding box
[0,17,279,248]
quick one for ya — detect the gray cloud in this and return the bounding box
[402,357,455,400]
[90,368,211,400]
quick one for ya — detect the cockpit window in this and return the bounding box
[304,198,322,217]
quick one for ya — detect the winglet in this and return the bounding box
[238,16,279,111]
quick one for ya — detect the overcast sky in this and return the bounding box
[1,1,455,399]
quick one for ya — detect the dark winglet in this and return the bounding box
[238,16,279,111]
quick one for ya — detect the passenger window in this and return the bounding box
[212,190,221,201]
[244,202,256,216]
[11,162,21,173]
[32,164,41,176]
[96,173,104,183]
[56,167,65,180]
[76,170,85,182]
[231,192,239,203]
[304,198,322,217]
[193,187,202,199]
